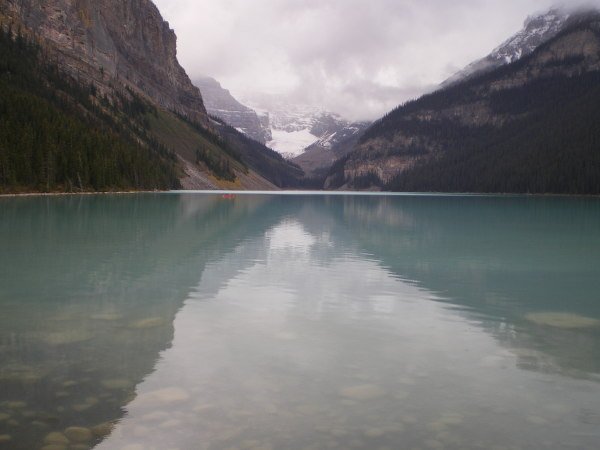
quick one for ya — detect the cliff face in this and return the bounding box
[195,75,272,143]
[0,0,209,126]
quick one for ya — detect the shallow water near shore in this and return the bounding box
[1,193,599,449]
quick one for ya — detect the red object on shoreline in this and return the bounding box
[222,194,236,200]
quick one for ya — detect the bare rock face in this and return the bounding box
[1,0,209,126]
[195,75,272,143]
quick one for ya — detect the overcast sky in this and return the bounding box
[154,0,598,120]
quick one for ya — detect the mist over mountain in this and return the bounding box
[194,76,272,144]
[158,0,600,122]
[442,8,572,87]
[325,7,600,194]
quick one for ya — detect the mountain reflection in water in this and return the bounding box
[0,193,599,449]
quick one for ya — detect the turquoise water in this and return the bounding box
[0,193,599,450]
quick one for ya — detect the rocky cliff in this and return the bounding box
[0,0,209,126]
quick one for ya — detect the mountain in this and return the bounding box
[442,8,571,87]
[0,20,181,193]
[0,0,209,126]
[292,120,370,178]
[194,76,272,144]
[325,10,600,194]
[0,0,304,192]
[243,102,369,177]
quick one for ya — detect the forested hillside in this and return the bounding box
[326,14,600,195]
[0,27,180,193]
[212,117,305,188]
[386,71,600,193]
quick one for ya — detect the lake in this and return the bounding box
[1,192,599,450]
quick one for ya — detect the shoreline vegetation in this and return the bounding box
[2,190,600,199]
[0,190,165,198]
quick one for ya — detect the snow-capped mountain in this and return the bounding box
[248,102,368,160]
[194,75,366,165]
[442,8,570,87]
[194,76,272,144]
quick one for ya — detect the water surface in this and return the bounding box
[1,193,599,449]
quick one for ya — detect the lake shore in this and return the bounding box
[0,190,169,198]
[1,190,599,199]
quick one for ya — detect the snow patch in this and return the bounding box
[267,129,319,158]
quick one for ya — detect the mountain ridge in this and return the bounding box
[0,0,210,126]
[195,75,272,144]
[325,10,600,194]
[442,7,571,87]
[0,0,306,191]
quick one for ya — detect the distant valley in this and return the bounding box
[193,78,370,178]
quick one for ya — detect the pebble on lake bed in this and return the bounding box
[339,384,386,401]
[92,422,115,438]
[70,445,91,450]
[0,413,9,422]
[44,432,69,445]
[524,312,600,329]
[72,397,99,412]
[0,435,11,443]
[64,427,93,442]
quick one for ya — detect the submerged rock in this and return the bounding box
[64,426,93,442]
[130,317,165,329]
[45,330,93,345]
[91,422,115,438]
[101,379,133,390]
[31,420,49,429]
[0,435,11,443]
[41,445,67,450]
[0,413,9,422]
[525,312,600,329]
[44,431,69,445]
[4,401,26,409]
[91,313,123,321]
[72,397,99,412]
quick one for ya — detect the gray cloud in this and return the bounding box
[154,0,600,120]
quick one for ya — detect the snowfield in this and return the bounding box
[267,129,319,158]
